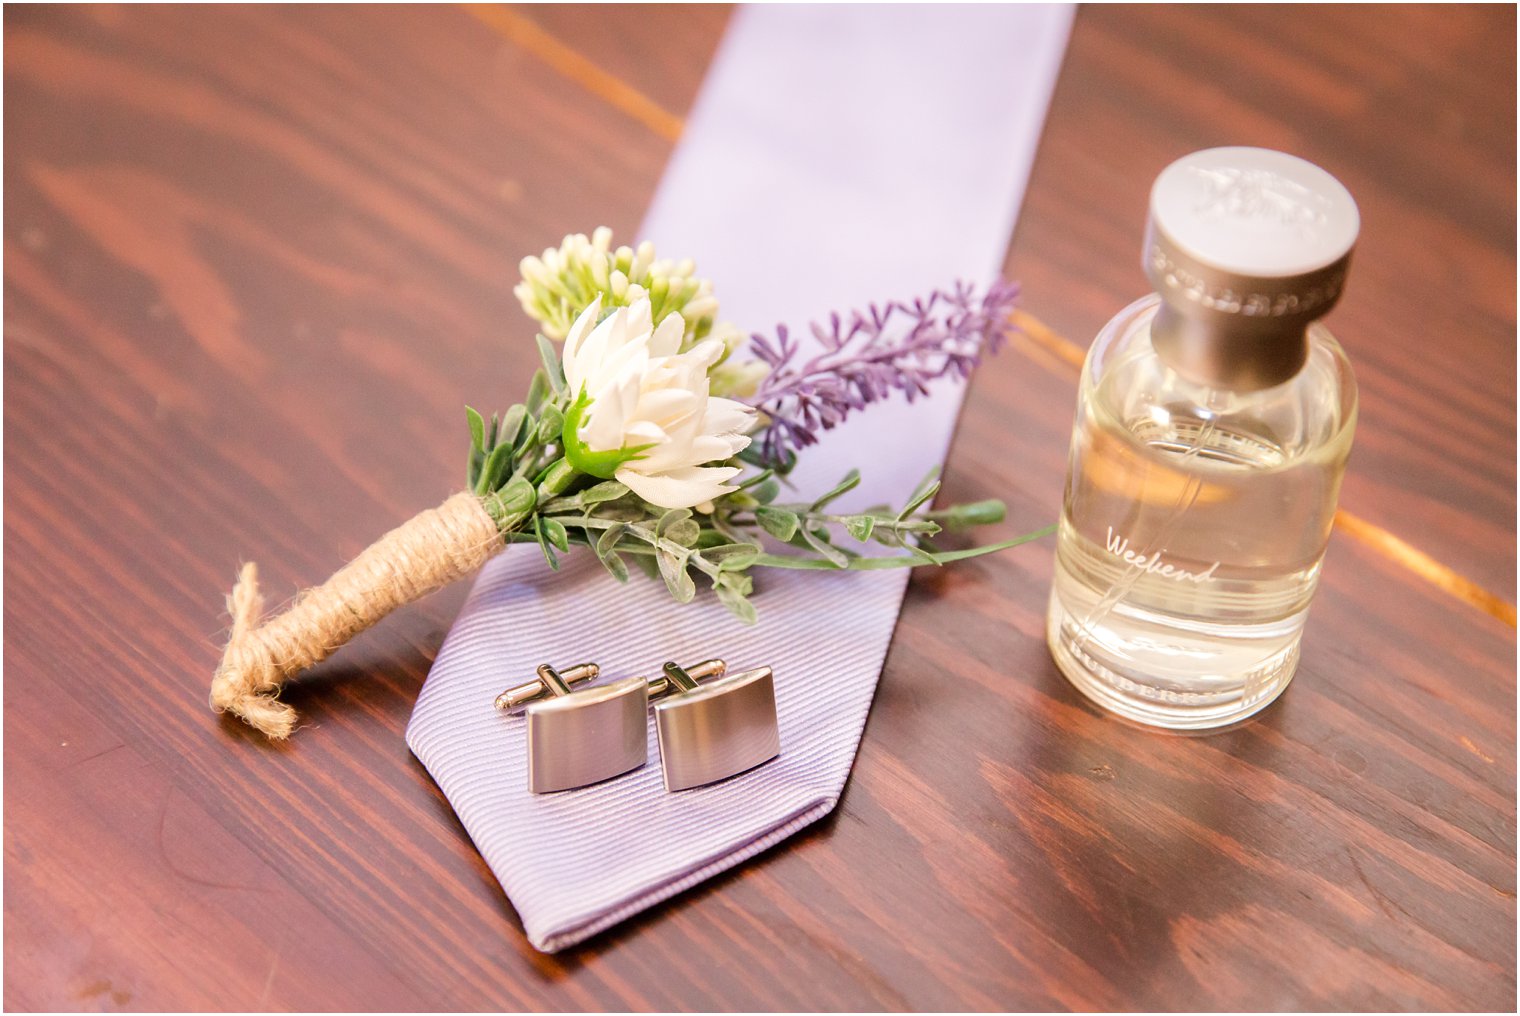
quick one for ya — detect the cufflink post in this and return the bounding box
[494,662,599,712]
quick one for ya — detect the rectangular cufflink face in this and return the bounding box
[654,666,780,791]
[527,677,649,793]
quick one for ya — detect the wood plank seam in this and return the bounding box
[469,3,1517,629]
[463,4,684,142]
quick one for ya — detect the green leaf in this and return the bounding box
[844,515,876,542]
[599,549,629,583]
[592,503,651,524]
[534,459,577,501]
[897,479,942,521]
[595,523,626,559]
[541,516,570,552]
[811,468,861,511]
[755,506,799,542]
[481,475,537,529]
[750,523,1057,570]
[798,525,850,568]
[536,404,564,445]
[895,467,943,520]
[526,370,551,414]
[536,334,567,395]
[534,516,560,570]
[580,480,630,506]
[717,569,753,597]
[934,498,1007,530]
[904,539,940,566]
[487,412,500,451]
[475,442,513,494]
[498,405,528,450]
[703,542,762,571]
[664,519,702,547]
[739,442,793,473]
[655,508,693,539]
[468,445,484,490]
[750,477,781,505]
[502,475,537,514]
[656,549,696,603]
[696,528,737,549]
[714,582,758,624]
[466,406,486,452]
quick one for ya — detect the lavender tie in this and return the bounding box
[407,3,1073,952]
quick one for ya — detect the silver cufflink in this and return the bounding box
[495,661,651,794]
[494,657,779,794]
[648,660,781,792]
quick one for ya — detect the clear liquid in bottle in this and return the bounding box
[1048,295,1357,729]
[1047,147,1361,730]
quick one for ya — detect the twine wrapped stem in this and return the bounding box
[210,492,507,739]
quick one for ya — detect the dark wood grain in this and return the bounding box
[4,3,1514,1011]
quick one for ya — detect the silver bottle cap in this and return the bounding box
[1143,147,1359,390]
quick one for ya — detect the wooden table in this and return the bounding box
[6,4,1514,1010]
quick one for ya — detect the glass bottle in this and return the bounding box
[1047,147,1360,730]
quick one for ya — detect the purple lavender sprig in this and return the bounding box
[742,279,1022,466]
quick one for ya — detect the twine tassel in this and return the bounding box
[209,492,504,739]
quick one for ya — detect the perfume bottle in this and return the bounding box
[1047,147,1359,730]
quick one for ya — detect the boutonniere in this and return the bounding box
[210,228,1048,738]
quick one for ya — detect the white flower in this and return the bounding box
[560,294,755,510]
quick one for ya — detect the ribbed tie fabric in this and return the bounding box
[407,3,1073,953]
